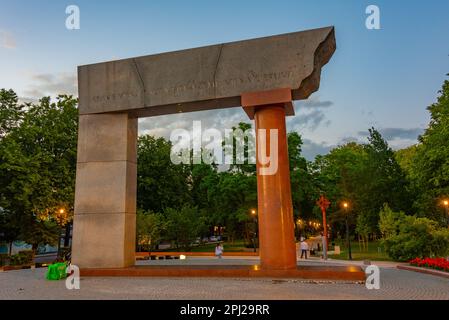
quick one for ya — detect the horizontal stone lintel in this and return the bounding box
[78,26,336,117]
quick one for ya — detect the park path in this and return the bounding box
[1,258,448,300]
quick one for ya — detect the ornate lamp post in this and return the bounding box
[317,195,330,260]
[342,201,352,260]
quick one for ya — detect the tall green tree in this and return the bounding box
[288,132,319,222]
[0,93,78,251]
[0,89,25,138]
[313,142,366,210]
[356,128,411,234]
[225,122,256,175]
[137,135,192,213]
[410,75,449,223]
[312,142,367,239]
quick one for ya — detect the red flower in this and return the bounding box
[409,257,449,273]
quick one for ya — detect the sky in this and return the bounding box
[0,0,448,160]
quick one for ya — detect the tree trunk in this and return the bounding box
[64,222,71,247]
[31,243,38,263]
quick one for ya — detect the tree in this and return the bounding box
[0,207,20,255]
[225,122,256,175]
[0,89,24,138]
[164,205,207,251]
[313,142,366,208]
[19,217,60,252]
[136,210,166,252]
[395,145,418,178]
[356,128,411,234]
[381,213,449,261]
[410,75,449,222]
[288,132,320,223]
[207,171,257,244]
[312,142,367,240]
[189,162,219,211]
[0,93,78,253]
[137,135,192,213]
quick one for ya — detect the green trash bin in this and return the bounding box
[46,262,68,280]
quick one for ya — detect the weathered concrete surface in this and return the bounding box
[72,113,137,268]
[78,26,336,117]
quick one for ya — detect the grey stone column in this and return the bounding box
[72,113,137,268]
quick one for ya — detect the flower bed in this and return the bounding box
[409,257,449,273]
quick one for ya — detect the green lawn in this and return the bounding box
[157,240,252,253]
[328,240,392,261]
[157,239,393,261]
[190,240,252,252]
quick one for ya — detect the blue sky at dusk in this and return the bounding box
[1,0,448,159]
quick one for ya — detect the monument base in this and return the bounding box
[80,265,365,281]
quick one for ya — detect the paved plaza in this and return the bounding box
[1,258,449,300]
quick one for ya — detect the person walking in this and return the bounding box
[215,243,224,259]
[300,238,309,259]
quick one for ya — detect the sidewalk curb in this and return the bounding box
[397,265,449,280]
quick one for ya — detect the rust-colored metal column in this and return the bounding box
[242,88,297,270]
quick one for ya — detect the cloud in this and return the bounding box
[138,107,248,139]
[139,97,334,142]
[340,136,363,144]
[295,98,334,109]
[138,97,335,163]
[357,127,424,141]
[302,139,334,161]
[20,72,78,101]
[0,30,16,49]
[287,109,330,132]
[138,108,336,162]
[286,98,334,132]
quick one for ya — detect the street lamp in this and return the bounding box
[250,209,258,253]
[296,219,303,240]
[442,200,449,227]
[56,208,66,258]
[342,201,352,260]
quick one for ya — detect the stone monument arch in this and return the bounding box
[72,26,336,272]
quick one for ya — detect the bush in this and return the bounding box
[136,210,166,252]
[381,213,449,261]
[164,205,207,251]
[0,253,9,266]
[9,250,34,266]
